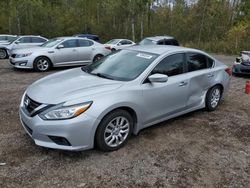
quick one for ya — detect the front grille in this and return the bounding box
[24,95,41,114]
[241,61,250,66]
[241,69,250,73]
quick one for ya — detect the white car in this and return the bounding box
[105,39,135,51]
[10,37,112,71]
[0,34,17,44]
[0,35,48,59]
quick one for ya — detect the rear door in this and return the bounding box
[31,37,47,46]
[142,53,189,125]
[185,53,216,108]
[77,39,93,63]
[53,39,79,65]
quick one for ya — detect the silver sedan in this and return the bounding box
[19,45,230,151]
[10,37,111,71]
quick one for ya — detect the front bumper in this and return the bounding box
[19,105,100,151]
[9,56,35,69]
[232,63,250,75]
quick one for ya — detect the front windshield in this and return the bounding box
[41,38,63,47]
[139,38,156,45]
[106,39,120,45]
[83,50,159,81]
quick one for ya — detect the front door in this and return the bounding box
[142,53,189,126]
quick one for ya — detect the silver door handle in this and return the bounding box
[179,81,188,86]
[207,74,214,78]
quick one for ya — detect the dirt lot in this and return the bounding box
[0,55,249,188]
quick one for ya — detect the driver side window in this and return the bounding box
[152,53,185,77]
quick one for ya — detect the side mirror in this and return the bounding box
[117,43,122,46]
[148,74,168,83]
[57,44,64,49]
[15,41,20,44]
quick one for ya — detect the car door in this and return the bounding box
[12,37,32,50]
[185,53,216,108]
[77,39,93,63]
[31,37,47,47]
[116,40,132,50]
[53,39,79,65]
[141,53,189,126]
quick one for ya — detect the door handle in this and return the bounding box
[179,81,188,86]
[207,73,214,78]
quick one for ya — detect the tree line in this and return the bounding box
[0,0,249,54]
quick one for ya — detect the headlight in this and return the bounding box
[40,102,92,120]
[16,52,32,58]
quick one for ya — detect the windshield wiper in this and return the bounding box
[92,72,114,80]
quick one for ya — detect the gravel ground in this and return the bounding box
[0,55,249,188]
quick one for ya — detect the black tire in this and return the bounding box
[93,54,103,63]
[95,109,134,152]
[111,48,116,52]
[0,48,8,59]
[33,56,51,72]
[205,85,222,111]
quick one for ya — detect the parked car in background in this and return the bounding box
[105,39,135,51]
[19,45,230,151]
[0,35,48,59]
[74,34,100,42]
[232,51,250,76]
[0,34,17,44]
[139,36,179,46]
[10,37,111,71]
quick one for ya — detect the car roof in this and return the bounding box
[145,36,175,41]
[127,45,206,55]
[55,36,94,40]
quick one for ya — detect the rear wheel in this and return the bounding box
[95,110,133,151]
[93,54,103,63]
[33,57,51,72]
[111,48,116,52]
[206,85,222,111]
[0,49,7,59]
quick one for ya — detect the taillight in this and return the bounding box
[105,46,111,51]
[225,68,232,76]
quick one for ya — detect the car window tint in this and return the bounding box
[172,39,179,46]
[18,37,31,43]
[207,57,214,68]
[62,39,78,48]
[187,53,207,72]
[32,37,47,43]
[152,53,185,76]
[120,40,127,45]
[165,39,173,45]
[125,40,132,44]
[158,40,164,45]
[78,39,93,47]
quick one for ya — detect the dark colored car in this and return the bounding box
[138,36,179,46]
[74,34,100,43]
[232,51,250,75]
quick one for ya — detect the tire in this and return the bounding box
[95,109,134,152]
[205,85,222,111]
[33,56,51,72]
[93,54,103,63]
[0,48,8,59]
[111,48,116,52]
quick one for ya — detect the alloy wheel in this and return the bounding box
[37,59,49,71]
[210,88,221,108]
[0,49,7,59]
[104,116,130,148]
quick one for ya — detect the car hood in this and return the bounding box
[12,47,50,54]
[26,68,123,104]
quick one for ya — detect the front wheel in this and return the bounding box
[95,110,133,151]
[33,57,51,72]
[0,49,7,59]
[206,85,222,111]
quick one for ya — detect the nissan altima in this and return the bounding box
[19,45,230,151]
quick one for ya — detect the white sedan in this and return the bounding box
[105,39,135,51]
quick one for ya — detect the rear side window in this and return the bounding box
[152,53,185,77]
[18,37,31,43]
[78,39,93,47]
[207,57,214,68]
[31,37,47,43]
[187,53,207,72]
[62,39,78,48]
